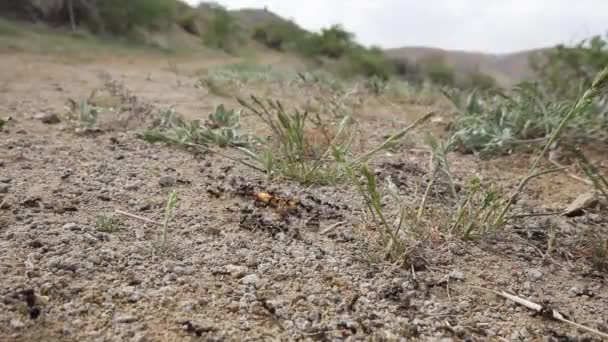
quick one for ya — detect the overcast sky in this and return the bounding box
[185,1,608,54]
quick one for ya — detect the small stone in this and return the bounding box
[0,184,9,193]
[159,175,177,188]
[526,268,543,281]
[34,112,60,124]
[564,192,598,217]
[294,317,311,331]
[449,270,465,281]
[0,196,13,209]
[226,265,247,278]
[114,314,138,323]
[227,301,240,313]
[124,182,141,191]
[177,318,216,334]
[63,223,80,231]
[10,318,25,329]
[127,292,142,303]
[241,274,258,287]
[174,266,194,276]
[178,300,197,312]
[511,327,530,341]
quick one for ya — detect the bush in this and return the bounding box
[317,24,354,59]
[87,0,177,34]
[424,60,456,87]
[178,12,199,35]
[252,20,303,51]
[531,35,608,99]
[341,47,395,80]
[390,58,424,85]
[202,6,237,51]
[464,70,497,90]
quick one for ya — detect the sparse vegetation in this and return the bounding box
[88,0,177,34]
[236,96,353,184]
[493,67,608,228]
[2,4,608,339]
[65,92,100,128]
[422,55,456,87]
[202,6,238,52]
[140,106,251,150]
[340,163,414,263]
[95,215,122,233]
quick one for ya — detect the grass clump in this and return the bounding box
[95,215,122,233]
[140,106,251,150]
[234,96,435,185]
[342,163,415,263]
[65,92,100,128]
[0,118,6,132]
[156,190,179,255]
[236,96,353,184]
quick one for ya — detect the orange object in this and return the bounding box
[254,192,297,209]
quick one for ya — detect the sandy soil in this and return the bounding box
[1,50,607,342]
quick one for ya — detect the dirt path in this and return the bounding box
[1,51,607,341]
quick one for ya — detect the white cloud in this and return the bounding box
[184,0,608,53]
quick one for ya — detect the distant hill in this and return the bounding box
[386,46,548,85]
[229,8,288,28]
[0,1,550,85]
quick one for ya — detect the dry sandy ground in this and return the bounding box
[0,50,607,341]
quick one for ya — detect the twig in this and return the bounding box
[115,209,162,226]
[506,211,564,220]
[549,158,593,185]
[320,220,347,235]
[473,286,608,339]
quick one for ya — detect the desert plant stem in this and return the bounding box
[351,111,434,166]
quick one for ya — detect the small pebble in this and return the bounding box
[159,175,177,188]
[113,314,138,323]
[526,268,543,281]
[34,112,60,124]
[63,223,80,231]
[241,274,258,287]
[449,270,465,281]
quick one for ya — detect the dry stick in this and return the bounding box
[506,211,564,220]
[115,209,162,226]
[549,157,593,185]
[351,111,435,166]
[474,286,608,340]
[320,221,347,235]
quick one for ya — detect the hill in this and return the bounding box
[386,46,547,85]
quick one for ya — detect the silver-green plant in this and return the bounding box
[66,91,100,128]
[140,105,250,150]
